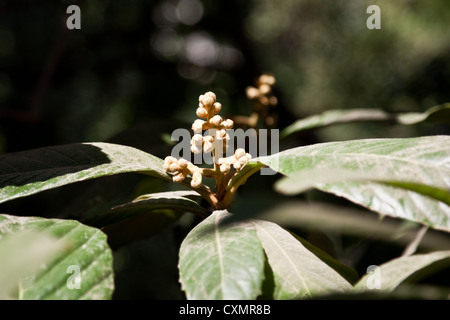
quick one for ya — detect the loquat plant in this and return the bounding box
[0,75,450,300]
[163,91,252,210]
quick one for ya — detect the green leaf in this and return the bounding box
[0,142,170,204]
[84,190,207,227]
[178,210,266,300]
[0,214,114,300]
[237,136,450,232]
[281,104,450,138]
[281,109,391,138]
[250,219,352,299]
[353,250,450,293]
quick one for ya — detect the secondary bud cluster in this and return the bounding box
[217,149,252,173]
[163,156,203,188]
[246,74,278,110]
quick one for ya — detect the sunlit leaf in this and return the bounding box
[0,142,171,204]
[251,219,353,299]
[178,210,265,300]
[234,136,450,232]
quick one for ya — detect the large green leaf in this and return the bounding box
[250,220,352,299]
[352,250,450,293]
[84,190,207,227]
[234,136,450,232]
[281,104,450,138]
[178,210,266,300]
[0,214,114,300]
[0,142,170,204]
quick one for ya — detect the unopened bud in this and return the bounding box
[221,119,233,129]
[235,148,246,159]
[209,115,223,127]
[192,134,203,144]
[196,107,209,119]
[192,119,206,133]
[246,87,260,99]
[233,161,242,170]
[191,171,203,188]
[169,163,179,172]
[238,156,249,166]
[203,140,214,153]
[178,158,188,169]
[212,102,222,114]
[216,129,228,140]
[172,172,185,183]
[220,162,231,173]
[191,145,202,154]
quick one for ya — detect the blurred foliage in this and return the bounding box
[0,0,449,299]
[0,0,449,153]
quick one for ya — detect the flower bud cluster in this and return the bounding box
[190,92,233,156]
[245,74,278,110]
[217,148,252,173]
[164,91,252,191]
[163,156,203,188]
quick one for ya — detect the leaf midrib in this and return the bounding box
[214,214,226,299]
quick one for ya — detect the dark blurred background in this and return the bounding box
[1,0,449,299]
[0,0,449,154]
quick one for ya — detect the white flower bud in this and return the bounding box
[191,145,202,154]
[216,129,227,140]
[220,162,231,173]
[191,135,203,154]
[193,134,203,143]
[191,171,202,188]
[203,91,216,101]
[169,163,179,172]
[192,119,206,133]
[172,172,185,183]
[178,158,188,169]
[221,119,233,129]
[209,115,223,127]
[196,107,209,119]
[200,92,215,108]
[233,161,242,170]
[212,102,222,114]
[203,140,214,153]
[239,156,248,166]
[164,156,176,164]
[235,148,246,159]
